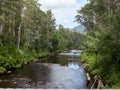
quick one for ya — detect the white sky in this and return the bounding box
[38,0,88,28]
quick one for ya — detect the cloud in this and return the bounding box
[39,0,79,9]
[52,8,78,27]
[63,19,70,23]
[38,0,88,28]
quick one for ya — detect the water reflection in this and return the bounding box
[45,55,81,70]
[40,56,80,69]
[0,55,87,89]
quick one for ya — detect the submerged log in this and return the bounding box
[90,75,104,89]
[91,75,98,89]
[97,76,104,89]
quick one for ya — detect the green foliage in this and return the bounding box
[57,25,83,51]
[50,32,60,52]
[0,67,6,73]
[0,45,37,73]
[76,0,120,88]
[0,0,81,74]
[0,0,84,74]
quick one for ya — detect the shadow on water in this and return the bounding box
[0,55,87,89]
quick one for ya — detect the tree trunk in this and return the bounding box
[12,17,15,37]
[9,19,12,34]
[17,21,22,49]
[0,23,3,35]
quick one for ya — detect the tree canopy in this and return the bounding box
[75,0,120,88]
[0,0,83,73]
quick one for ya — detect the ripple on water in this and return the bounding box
[0,55,87,89]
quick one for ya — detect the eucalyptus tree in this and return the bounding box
[0,0,23,47]
[0,0,58,72]
[38,10,56,52]
[23,0,43,51]
[76,0,120,88]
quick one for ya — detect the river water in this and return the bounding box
[0,55,87,89]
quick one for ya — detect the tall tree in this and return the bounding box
[76,0,120,88]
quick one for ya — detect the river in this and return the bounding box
[0,54,87,89]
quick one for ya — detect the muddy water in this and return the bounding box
[0,55,87,89]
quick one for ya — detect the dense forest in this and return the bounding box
[0,0,120,89]
[75,0,120,88]
[0,0,83,73]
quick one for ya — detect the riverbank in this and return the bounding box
[79,61,104,89]
[0,54,87,88]
[0,50,51,74]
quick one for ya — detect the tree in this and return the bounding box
[0,0,57,72]
[76,0,120,88]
